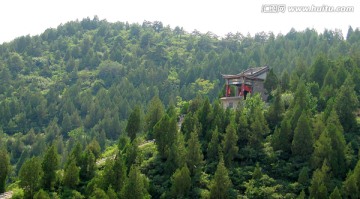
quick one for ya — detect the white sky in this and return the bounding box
[0,0,359,44]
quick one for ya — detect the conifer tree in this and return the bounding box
[292,112,313,160]
[145,95,164,139]
[125,138,139,169]
[153,113,178,159]
[0,148,10,193]
[334,76,359,132]
[126,106,141,141]
[121,165,150,199]
[329,187,341,199]
[267,87,284,130]
[209,156,232,199]
[170,165,191,198]
[312,129,332,169]
[343,158,360,198]
[310,54,329,88]
[63,158,80,189]
[34,189,50,199]
[207,127,220,162]
[186,128,204,176]
[197,97,213,140]
[248,104,269,149]
[281,70,290,91]
[166,131,186,174]
[309,160,330,199]
[41,145,59,191]
[297,190,306,199]
[326,110,346,177]
[272,118,292,154]
[298,167,309,185]
[223,122,238,167]
[102,151,127,193]
[79,149,96,182]
[19,157,43,198]
[264,68,279,94]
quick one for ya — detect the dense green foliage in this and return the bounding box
[0,16,360,198]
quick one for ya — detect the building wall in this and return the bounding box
[252,80,268,101]
[220,97,242,109]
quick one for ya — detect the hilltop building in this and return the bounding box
[220,66,269,109]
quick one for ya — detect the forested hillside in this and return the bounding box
[0,16,360,198]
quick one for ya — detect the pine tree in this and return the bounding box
[125,138,139,169]
[121,165,150,199]
[207,127,220,162]
[264,68,279,94]
[334,76,359,132]
[79,149,96,182]
[112,152,127,192]
[153,114,178,159]
[298,166,309,185]
[280,70,290,91]
[19,157,43,198]
[343,158,360,198]
[209,157,232,199]
[34,189,50,199]
[311,129,332,170]
[63,158,80,189]
[186,128,204,176]
[292,112,313,160]
[197,97,213,141]
[223,122,238,167]
[310,54,329,88]
[248,105,269,150]
[41,145,59,191]
[267,87,284,130]
[329,187,341,199]
[326,110,346,177]
[145,95,164,139]
[90,188,109,199]
[271,118,292,154]
[170,165,191,198]
[166,131,187,174]
[0,148,10,193]
[126,106,141,141]
[309,160,330,199]
[297,190,306,199]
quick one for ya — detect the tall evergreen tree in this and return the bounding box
[19,157,43,199]
[343,157,360,198]
[126,106,141,141]
[310,54,329,88]
[166,131,187,174]
[63,158,80,189]
[264,68,279,95]
[292,112,313,160]
[272,118,292,155]
[79,149,96,182]
[334,76,359,132]
[267,87,284,130]
[145,95,164,139]
[309,160,330,199]
[222,122,238,167]
[41,145,59,191]
[186,128,204,176]
[121,165,150,199]
[209,156,232,199]
[207,127,220,162]
[0,148,10,193]
[170,165,191,198]
[153,113,178,159]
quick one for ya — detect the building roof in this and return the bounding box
[221,66,269,79]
